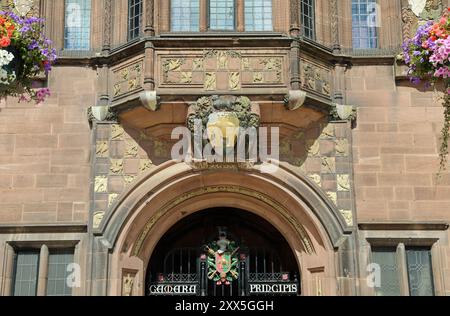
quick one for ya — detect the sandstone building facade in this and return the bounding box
[0,0,449,296]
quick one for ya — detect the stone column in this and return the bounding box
[37,245,49,296]
[144,42,155,90]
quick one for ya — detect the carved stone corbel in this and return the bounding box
[330,103,357,121]
[285,90,307,111]
[139,90,160,112]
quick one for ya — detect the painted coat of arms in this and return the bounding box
[205,231,239,285]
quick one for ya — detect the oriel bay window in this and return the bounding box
[170,0,273,32]
[300,0,315,40]
[128,0,143,40]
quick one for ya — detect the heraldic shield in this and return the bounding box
[205,229,239,286]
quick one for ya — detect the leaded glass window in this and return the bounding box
[47,250,75,296]
[171,0,200,32]
[372,247,401,296]
[301,0,315,40]
[13,251,39,296]
[352,0,378,49]
[64,0,91,50]
[209,0,235,31]
[406,248,435,296]
[245,0,273,31]
[128,0,143,40]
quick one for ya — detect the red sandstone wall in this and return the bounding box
[0,67,96,224]
[348,65,450,222]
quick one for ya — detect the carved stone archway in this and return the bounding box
[89,161,358,296]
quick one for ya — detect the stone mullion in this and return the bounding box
[329,0,341,53]
[144,0,155,36]
[102,0,112,53]
[37,245,49,296]
[3,244,15,296]
[200,0,208,32]
[397,243,410,296]
[290,0,300,36]
[236,0,245,32]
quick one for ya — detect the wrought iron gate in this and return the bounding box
[148,246,299,296]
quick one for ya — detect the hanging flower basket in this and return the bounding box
[0,11,56,104]
[402,8,450,172]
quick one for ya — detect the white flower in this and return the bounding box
[0,50,14,67]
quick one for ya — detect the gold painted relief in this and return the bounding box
[229,72,241,90]
[204,72,217,91]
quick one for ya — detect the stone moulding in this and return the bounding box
[132,185,316,257]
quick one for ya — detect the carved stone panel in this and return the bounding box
[111,58,144,99]
[157,49,288,93]
[300,59,332,97]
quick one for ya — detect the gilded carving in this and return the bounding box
[242,58,251,70]
[125,141,139,158]
[113,84,121,97]
[139,159,153,173]
[95,176,108,193]
[321,125,335,138]
[308,174,322,187]
[164,59,184,72]
[327,192,338,206]
[93,211,105,229]
[109,193,119,207]
[204,72,217,91]
[96,141,109,157]
[112,60,144,98]
[253,72,264,83]
[110,159,124,175]
[335,139,349,156]
[181,72,193,84]
[340,210,354,226]
[122,274,135,296]
[160,50,286,91]
[217,51,229,70]
[124,175,136,185]
[229,72,241,90]
[111,124,125,140]
[302,61,331,96]
[128,78,137,90]
[193,58,203,71]
[337,175,351,192]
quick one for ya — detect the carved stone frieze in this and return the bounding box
[158,50,286,92]
[112,60,144,99]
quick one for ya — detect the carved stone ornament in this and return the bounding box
[187,95,261,133]
[330,103,357,122]
[402,0,443,41]
[11,0,34,16]
[187,96,260,153]
[139,90,160,112]
[285,90,307,111]
[122,274,135,296]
